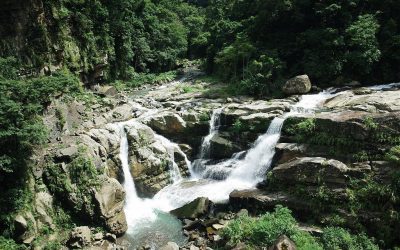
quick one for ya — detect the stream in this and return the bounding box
[111,80,400,249]
[110,85,340,249]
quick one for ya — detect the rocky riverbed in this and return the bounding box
[15,71,400,249]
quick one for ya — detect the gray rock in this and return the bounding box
[209,134,241,160]
[229,189,312,215]
[14,215,28,236]
[144,111,187,135]
[55,145,78,161]
[170,197,211,219]
[272,157,349,187]
[268,235,297,250]
[236,209,249,218]
[159,242,179,250]
[68,226,91,249]
[94,177,127,235]
[282,75,312,95]
[96,85,117,97]
[34,192,54,228]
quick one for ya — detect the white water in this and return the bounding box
[153,90,338,210]
[115,121,187,248]
[154,134,192,183]
[199,108,223,159]
[117,82,397,247]
[368,82,400,91]
[116,123,157,229]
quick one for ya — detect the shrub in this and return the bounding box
[386,145,400,164]
[321,227,379,250]
[222,206,321,249]
[0,236,25,250]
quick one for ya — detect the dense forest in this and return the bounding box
[2,0,400,92]
[1,0,400,249]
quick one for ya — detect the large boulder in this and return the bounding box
[160,242,180,250]
[170,197,211,219]
[282,75,312,95]
[143,111,187,136]
[96,85,117,97]
[229,189,312,215]
[13,212,37,244]
[209,134,241,159]
[34,192,55,229]
[272,157,349,187]
[125,122,190,197]
[268,235,297,250]
[94,177,127,235]
[274,143,332,165]
[68,226,92,249]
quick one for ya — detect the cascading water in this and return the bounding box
[154,90,337,210]
[192,108,223,177]
[115,122,187,249]
[200,108,223,158]
[154,134,192,183]
[116,123,157,228]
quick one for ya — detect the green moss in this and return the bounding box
[44,146,100,220]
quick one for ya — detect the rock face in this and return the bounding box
[229,189,312,215]
[325,89,400,113]
[68,226,92,249]
[171,197,211,219]
[125,121,190,197]
[94,177,127,235]
[282,75,312,95]
[272,157,349,187]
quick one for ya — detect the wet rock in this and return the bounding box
[209,134,241,159]
[272,157,349,187]
[171,197,211,219]
[282,75,312,95]
[268,235,297,250]
[159,242,179,250]
[274,143,333,164]
[125,121,190,197]
[68,226,92,249]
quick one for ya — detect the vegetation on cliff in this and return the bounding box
[223,206,379,250]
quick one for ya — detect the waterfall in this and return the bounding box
[200,108,223,159]
[191,108,223,177]
[228,117,284,182]
[154,134,191,183]
[154,90,338,210]
[116,123,157,232]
